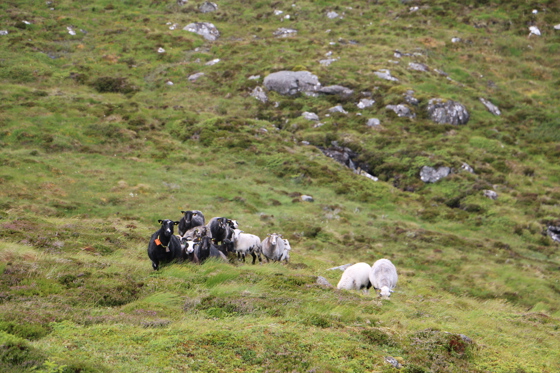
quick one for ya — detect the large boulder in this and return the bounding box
[263,71,321,96]
[427,99,469,125]
[420,166,451,183]
[183,22,220,41]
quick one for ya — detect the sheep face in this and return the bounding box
[158,219,179,237]
[379,286,392,299]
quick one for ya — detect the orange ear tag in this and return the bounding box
[155,238,162,246]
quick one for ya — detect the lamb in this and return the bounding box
[280,239,291,263]
[369,259,398,298]
[231,229,262,264]
[337,262,372,294]
[206,217,231,245]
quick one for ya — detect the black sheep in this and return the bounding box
[178,210,205,237]
[147,219,184,270]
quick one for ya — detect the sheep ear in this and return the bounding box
[174,221,180,225]
[158,219,163,224]
[390,289,394,293]
[181,210,186,214]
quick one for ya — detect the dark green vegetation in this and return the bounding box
[1,0,559,371]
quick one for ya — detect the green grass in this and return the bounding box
[1,0,560,371]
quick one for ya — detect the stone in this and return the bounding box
[316,276,333,287]
[205,58,220,66]
[0,30,8,36]
[386,104,416,119]
[318,85,353,98]
[328,105,348,114]
[374,69,399,82]
[366,118,381,127]
[188,72,205,82]
[320,58,338,66]
[461,163,474,173]
[263,71,321,96]
[327,11,339,19]
[327,263,353,271]
[183,22,220,41]
[273,28,298,38]
[479,98,501,116]
[357,99,375,109]
[301,195,314,202]
[547,225,560,243]
[427,98,469,125]
[251,86,268,103]
[199,1,217,13]
[483,190,498,200]
[420,166,451,183]
[302,112,319,121]
[408,62,430,72]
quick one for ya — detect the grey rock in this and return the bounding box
[302,112,319,121]
[479,98,501,116]
[205,58,220,66]
[0,30,8,36]
[427,98,470,125]
[273,28,298,38]
[177,0,188,5]
[386,104,416,119]
[318,85,354,98]
[316,276,333,287]
[263,71,321,96]
[327,11,340,19]
[461,163,474,173]
[199,1,218,13]
[547,226,560,243]
[301,195,314,202]
[555,24,560,30]
[483,190,498,200]
[357,99,375,109]
[404,90,419,106]
[408,62,430,72]
[251,86,268,103]
[384,356,402,369]
[374,69,399,82]
[451,37,462,43]
[183,22,220,41]
[328,105,348,114]
[320,58,338,66]
[420,166,451,183]
[367,118,381,127]
[248,75,260,80]
[188,72,205,82]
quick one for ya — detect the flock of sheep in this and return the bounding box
[147,210,291,270]
[148,210,397,299]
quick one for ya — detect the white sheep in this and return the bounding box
[232,229,262,264]
[280,239,291,262]
[337,262,372,294]
[369,259,398,299]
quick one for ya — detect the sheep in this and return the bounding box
[195,236,228,263]
[206,217,231,245]
[147,219,184,270]
[178,236,199,264]
[261,233,289,263]
[231,229,262,264]
[181,225,208,241]
[280,239,291,263]
[178,210,205,237]
[369,259,398,299]
[337,262,372,294]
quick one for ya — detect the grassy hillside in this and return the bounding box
[1,0,559,372]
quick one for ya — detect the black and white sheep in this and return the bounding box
[178,210,205,237]
[280,239,291,263]
[147,219,184,270]
[337,262,372,294]
[231,229,262,264]
[261,233,289,263]
[369,259,398,298]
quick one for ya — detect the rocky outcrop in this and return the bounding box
[427,99,469,125]
[263,71,321,96]
[183,22,220,41]
[420,166,451,183]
